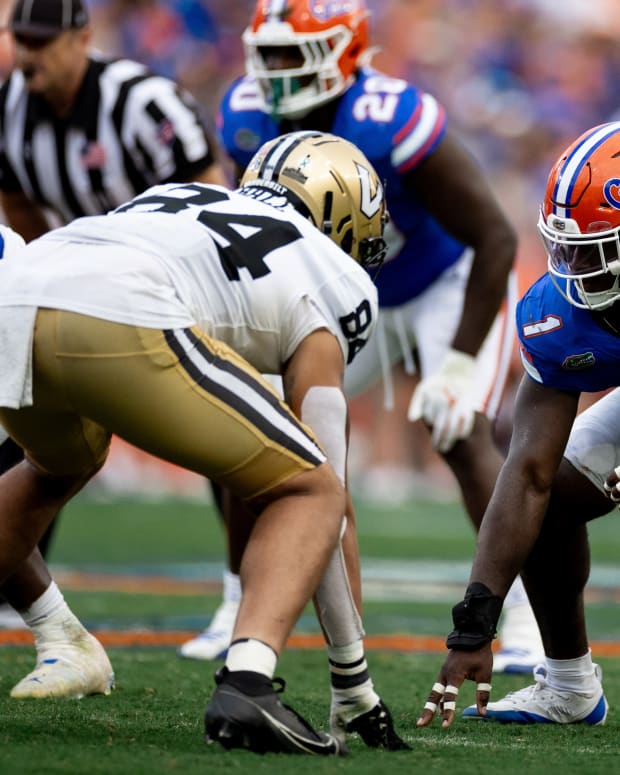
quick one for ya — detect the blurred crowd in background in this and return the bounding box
[1,0,619,502]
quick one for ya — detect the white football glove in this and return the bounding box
[407,348,476,453]
[603,465,620,505]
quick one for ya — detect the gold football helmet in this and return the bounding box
[239,130,387,270]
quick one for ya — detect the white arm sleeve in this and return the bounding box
[300,386,347,485]
[301,386,364,645]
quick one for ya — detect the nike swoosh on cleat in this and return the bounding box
[254,704,344,754]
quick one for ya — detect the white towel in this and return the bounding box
[0,306,37,408]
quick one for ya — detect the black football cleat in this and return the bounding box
[345,700,410,750]
[205,668,347,756]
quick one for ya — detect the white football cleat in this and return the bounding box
[463,663,608,725]
[177,599,239,661]
[494,601,545,674]
[11,630,114,699]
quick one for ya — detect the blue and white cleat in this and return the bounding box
[177,599,239,661]
[492,646,546,675]
[463,664,608,725]
[494,601,545,674]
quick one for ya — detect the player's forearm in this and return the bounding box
[451,235,516,357]
[469,467,550,598]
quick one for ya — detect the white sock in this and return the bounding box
[223,570,241,604]
[225,638,277,679]
[20,581,70,627]
[545,650,599,692]
[328,641,379,713]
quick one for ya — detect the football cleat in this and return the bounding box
[11,630,115,699]
[332,699,410,750]
[205,667,347,755]
[463,663,608,725]
[493,646,546,675]
[177,599,239,661]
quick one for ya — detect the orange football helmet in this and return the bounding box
[539,121,620,310]
[243,0,370,120]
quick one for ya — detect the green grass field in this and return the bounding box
[0,493,618,774]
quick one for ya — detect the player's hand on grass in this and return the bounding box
[416,644,493,728]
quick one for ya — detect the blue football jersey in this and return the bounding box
[517,274,620,393]
[219,67,465,307]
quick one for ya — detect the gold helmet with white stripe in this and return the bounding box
[239,130,387,270]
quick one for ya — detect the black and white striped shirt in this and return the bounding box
[0,54,218,221]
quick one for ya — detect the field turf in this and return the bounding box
[0,493,618,774]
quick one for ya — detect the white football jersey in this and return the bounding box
[0,183,378,374]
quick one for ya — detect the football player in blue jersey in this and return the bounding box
[179,0,545,674]
[417,122,620,729]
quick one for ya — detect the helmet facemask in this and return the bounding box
[243,22,356,120]
[243,1,370,121]
[539,212,620,310]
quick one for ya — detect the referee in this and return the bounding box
[0,0,228,627]
[0,0,227,239]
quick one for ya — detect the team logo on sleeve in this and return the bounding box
[234,128,262,152]
[562,352,596,371]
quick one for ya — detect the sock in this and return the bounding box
[223,570,241,604]
[225,638,277,679]
[328,641,379,717]
[545,650,600,692]
[20,581,87,650]
[20,581,70,627]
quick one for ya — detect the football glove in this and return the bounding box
[603,465,620,505]
[407,348,476,453]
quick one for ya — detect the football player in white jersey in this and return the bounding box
[184,0,543,675]
[0,131,401,754]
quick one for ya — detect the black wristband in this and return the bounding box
[446,582,503,651]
